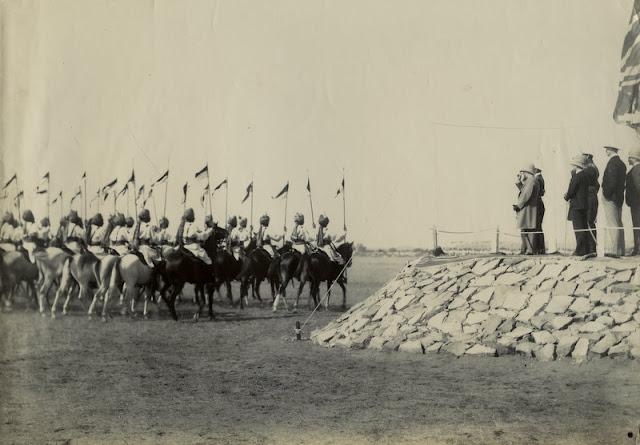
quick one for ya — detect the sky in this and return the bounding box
[1,0,639,248]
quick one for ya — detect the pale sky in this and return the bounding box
[1,0,638,248]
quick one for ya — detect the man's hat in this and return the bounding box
[570,155,586,169]
[138,208,151,223]
[22,209,34,223]
[183,208,195,223]
[159,216,169,229]
[114,212,126,226]
[239,217,248,227]
[294,213,305,225]
[533,166,542,173]
[125,216,134,227]
[318,214,330,227]
[260,214,270,226]
[629,147,640,161]
[227,215,237,227]
[91,213,104,227]
[604,146,621,152]
[519,164,535,175]
[40,217,50,227]
[204,214,217,227]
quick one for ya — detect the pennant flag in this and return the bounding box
[143,187,153,206]
[127,170,135,184]
[272,182,289,199]
[41,172,50,183]
[195,164,209,180]
[137,184,145,200]
[200,184,210,208]
[306,178,311,193]
[614,1,640,128]
[90,190,101,204]
[154,170,169,185]
[70,187,82,204]
[182,182,188,204]
[117,183,128,197]
[81,171,86,180]
[3,173,17,190]
[241,182,253,203]
[14,190,24,204]
[36,186,48,194]
[213,178,227,191]
[335,178,345,198]
[103,178,117,190]
[51,191,62,204]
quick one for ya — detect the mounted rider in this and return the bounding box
[133,208,160,267]
[154,216,173,246]
[225,216,238,252]
[181,207,213,265]
[290,213,311,254]
[124,216,135,243]
[315,214,346,265]
[0,212,16,246]
[229,216,251,259]
[87,213,106,255]
[109,213,130,255]
[65,210,85,254]
[36,217,51,246]
[256,214,283,258]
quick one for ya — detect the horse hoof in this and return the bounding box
[40,312,46,318]
[62,310,67,316]
[120,308,127,316]
[101,316,107,323]
[193,314,199,322]
[51,313,56,320]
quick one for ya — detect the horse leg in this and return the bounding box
[143,288,149,319]
[325,281,331,310]
[193,284,204,321]
[88,286,103,318]
[63,284,80,315]
[339,281,347,310]
[294,280,306,312]
[207,283,215,320]
[254,278,263,302]
[129,284,139,317]
[37,277,52,315]
[51,267,72,319]
[166,284,181,321]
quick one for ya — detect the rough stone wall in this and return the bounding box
[311,256,640,361]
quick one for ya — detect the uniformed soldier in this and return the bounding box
[225,216,238,252]
[109,213,130,255]
[229,217,251,259]
[290,213,310,254]
[124,216,135,244]
[315,214,346,264]
[582,152,600,254]
[87,213,106,255]
[626,147,640,255]
[36,217,51,246]
[65,210,85,253]
[154,217,173,246]
[182,208,212,265]
[0,212,15,245]
[256,214,283,258]
[135,208,160,266]
[564,156,590,256]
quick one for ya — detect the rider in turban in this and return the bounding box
[181,208,213,265]
[229,216,251,259]
[155,216,173,246]
[87,213,106,255]
[290,213,310,255]
[256,213,283,258]
[64,210,85,253]
[109,213,130,255]
[315,214,346,265]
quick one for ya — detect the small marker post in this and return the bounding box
[295,321,301,341]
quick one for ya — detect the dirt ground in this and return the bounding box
[1,255,639,445]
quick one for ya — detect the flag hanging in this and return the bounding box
[182,182,188,204]
[143,187,153,206]
[200,184,210,208]
[614,0,640,128]
[70,187,82,203]
[195,164,209,180]
[127,170,135,184]
[81,171,86,180]
[241,182,253,203]
[36,186,48,195]
[14,190,24,203]
[51,191,62,204]
[154,170,169,185]
[41,172,50,183]
[272,182,289,199]
[335,178,345,198]
[117,183,128,197]
[213,178,227,191]
[306,178,311,193]
[90,190,101,204]
[3,174,17,190]
[137,184,145,200]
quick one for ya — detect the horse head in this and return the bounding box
[203,226,228,258]
[336,242,354,265]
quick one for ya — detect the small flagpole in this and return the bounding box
[342,168,347,232]
[151,194,159,226]
[113,191,117,214]
[97,188,101,213]
[225,179,229,227]
[250,174,254,236]
[284,181,289,238]
[83,173,87,222]
[60,192,64,218]
[206,165,213,220]
[308,179,316,229]
[46,180,50,220]
[163,156,169,218]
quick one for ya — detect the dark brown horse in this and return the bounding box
[294,242,354,311]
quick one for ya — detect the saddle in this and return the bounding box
[129,248,149,267]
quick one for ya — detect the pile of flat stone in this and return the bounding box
[311,256,640,361]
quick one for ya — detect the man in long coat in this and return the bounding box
[582,153,600,254]
[533,167,546,254]
[513,164,539,255]
[626,147,640,255]
[565,156,590,256]
[602,146,627,256]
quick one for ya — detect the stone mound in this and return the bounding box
[311,256,640,361]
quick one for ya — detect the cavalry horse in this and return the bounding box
[271,244,303,311]
[0,246,39,309]
[159,226,227,321]
[294,242,354,311]
[236,242,282,307]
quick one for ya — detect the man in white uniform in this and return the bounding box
[0,212,16,248]
[135,208,160,266]
[182,208,213,265]
[290,213,310,254]
[65,211,85,254]
[256,214,283,258]
[87,213,107,256]
[109,213,130,255]
[229,217,251,260]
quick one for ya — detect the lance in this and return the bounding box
[284,180,289,238]
[225,178,229,226]
[163,155,170,218]
[46,182,50,220]
[342,169,347,232]
[151,193,159,226]
[60,191,64,219]
[83,172,87,222]
[250,174,254,236]
[307,175,316,229]
[206,165,213,220]
[113,190,117,214]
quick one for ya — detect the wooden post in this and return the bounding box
[295,321,301,341]
[495,226,500,254]
[432,226,438,249]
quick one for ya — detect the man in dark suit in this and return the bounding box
[626,148,640,255]
[602,146,627,256]
[582,153,600,254]
[533,167,546,254]
[564,156,590,256]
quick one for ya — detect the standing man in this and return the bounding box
[513,164,539,255]
[533,167,546,254]
[582,153,600,254]
[601,146,627,256]
[564,156,590,256]
[626,147,640,255]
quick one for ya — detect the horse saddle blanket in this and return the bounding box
[184,243,212,265]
